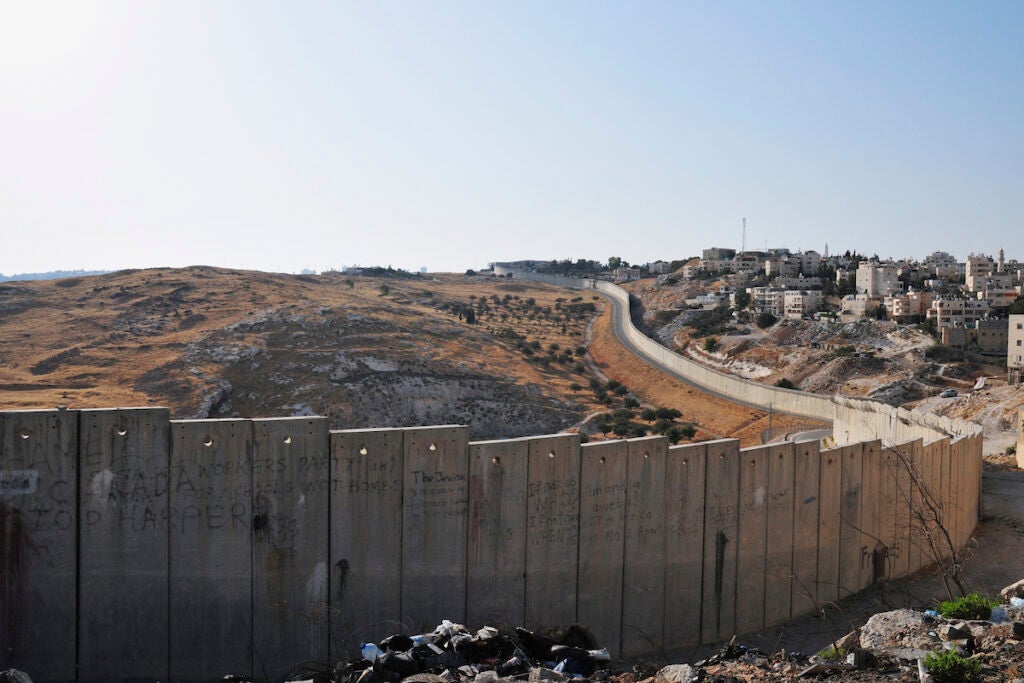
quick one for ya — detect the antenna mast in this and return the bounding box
[742,217,746,253]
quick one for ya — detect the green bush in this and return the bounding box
[938,592,998,620]
[774,378,796,389]
[756,311,778,328]
[816,646,846,661]
[923,650,982,683]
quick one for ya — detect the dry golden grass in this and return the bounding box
[0,266,821,444]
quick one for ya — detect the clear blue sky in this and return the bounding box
[1,1,1021,274]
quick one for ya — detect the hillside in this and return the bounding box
[623,277,1024,455]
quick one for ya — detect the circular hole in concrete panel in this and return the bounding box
[599,456,606,464]
[203,437,214,447]
[18,429,30,440]
[683,459,688,466]
[644,452,649,459]
[116,426,128,437]
[428,443,437,452]
[283,436,292,445]
[359,446,368,456]
[492,456,501,465]
[548,451,556,459]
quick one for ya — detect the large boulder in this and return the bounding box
[858,609,939,660]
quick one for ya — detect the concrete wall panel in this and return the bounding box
[816,447,841,606]
[665,442,706,648]
[467,438,528,628]
[858,440,882,589]
[763,443,794,627]
[401,426,470,632]
[79,407,170,682]
[877,446,899,579]
[525,434,581,630]
[0,409,77,681]
[701,439,739,643]
[891,440,917,578]
[622,437,667,656]
[838,443,863,598]
[907,440,924,572]
[169,418,253,682]
[330,428,404,658]
[251,417,330,681]
[578,440,628,655]
[791,441,820,616]
[735,446,769,635]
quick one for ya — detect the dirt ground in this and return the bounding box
[586,304,825,448]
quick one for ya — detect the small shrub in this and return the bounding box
[1008,445,1017,456]
[623,397,640,409]
[756,311,778,328]
[816,646,846,662]
[568,383,582,392]
[774,378,796,390]
[938,592,998,620]
[924,650,982,683]
[704,336,719,353]
[641,408,657,421]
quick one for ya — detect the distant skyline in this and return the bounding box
[1,1,1021,275]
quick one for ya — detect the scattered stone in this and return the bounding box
[653,664,697,683]
[1003,579,1024,601]
[859,609,935,655]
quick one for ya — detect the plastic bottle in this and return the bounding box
[360,643,381,661]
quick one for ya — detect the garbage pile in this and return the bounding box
[335,621,612,683]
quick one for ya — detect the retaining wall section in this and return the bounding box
[1,409,981,681]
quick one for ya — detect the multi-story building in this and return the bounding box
[750,287,785,316]
[884,289,934,323]
[942,318,1008,356]
[784,290,822,319]
[775,275,823,290]
[613,267,643,282]
[928,297,991,328]
[965,253,995,293]
[702,247,737,262]
[648,260,671,274]
[764,256,800,278]
[1009,314,1024,384]
[856,261,901,297]
[975,274,1020,309]
[841,294,881,320]
[799,250,822,276]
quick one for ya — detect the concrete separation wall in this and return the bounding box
[490,267,980,447]
[1,409,982,681]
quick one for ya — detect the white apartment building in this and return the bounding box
[750,287,785,316]
[784,290,822,319]
[884,289,934,322]
[975,275,1020,309]
[800,250,822,276]
[965,253,995,292]
[648,260,671,274]
[841,294,881,319]
[1009,314,1024,384]
[928,297,990,328]
[775,275,823,290]
[856,261,901,297]
[924,251,958,270]
[765,257,800,278]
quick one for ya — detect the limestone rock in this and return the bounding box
[859,609,938,657]
[654,664,697,683]
[1002,579,1024,601]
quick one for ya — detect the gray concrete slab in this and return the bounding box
[878,445,900,579]
[622,436,667,656]
[578,439,628,655]
[859,440,882,589]
[466,437,528,628]
[735,445,768,636]
[701,439,739,644]
[838,442,863,598]
[0,409,77,681]
[763,443,794,627]
[791,440,820,617]
[525,433,581,630]
[401,425,469,632]
[907,440,924,573]
[892,440,917,578]
[330,428,404,658]
[251,417,330,682]
[665,442,706,647]
[816,446,841,606]
[169,418,253,682]
[79,407,170,682]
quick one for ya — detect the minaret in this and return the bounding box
[999,248,1005,273]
